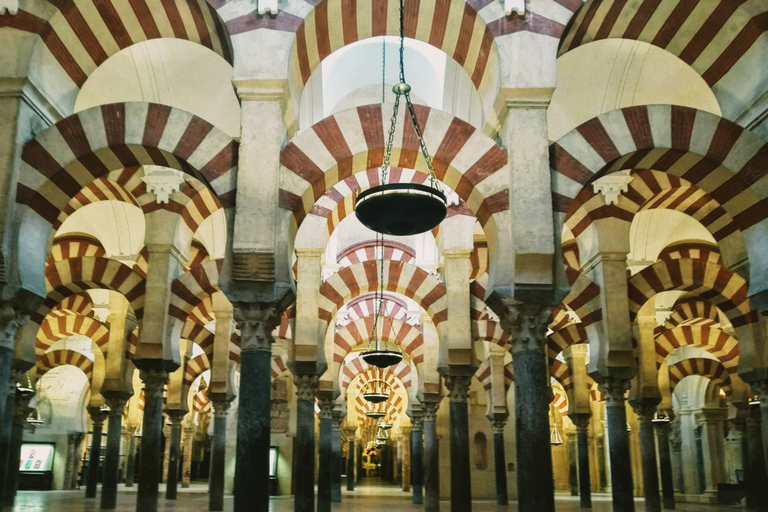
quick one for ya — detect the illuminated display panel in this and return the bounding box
[19,444,55,472]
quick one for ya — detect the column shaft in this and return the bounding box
[85,413,105,499]
[124,435,137,488]
[576,424,592,509]
[513,350,555,512]
[101,404,125,509]
[331,420,342,502]
[655,423,675,510]
[445,376,471,511]
[0,370,16,507]
[605,382,635,512]
[317,406,332,512]
[638,416,661,512]
[166,416,183,500]
[182,430,193,488]
[747,407,768,509]
[411,421,423,504]
[209,405,228,510]
[4,401,26,508]
[136,370,167,512]
[234,348,271,512]
[423,404,439,512]
[294,376,317,512]
[493,428,509,506]
[346,437,355,491]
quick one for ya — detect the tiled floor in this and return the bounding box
[9,480,747,511]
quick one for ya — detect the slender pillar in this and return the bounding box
[86,407,108,499]
[135,370,168,512]
[401,426,411,492]
[571,416,592,509]
[411,411,424,504]
[444,376,472,511]
[345,428,356,491]
[491,419,509,506]
[633,403,661,512]
[654,420,675,510]
[5,385,33,508]
[124,433,138,488]
[209,401,229,510]
[100,397,127,509]
[165,411,184,500]
[64,432,78,490]
[233,302,280,512]
[181,425,194,488]
[747,405,768,509]
[568,431,578,496]
[331,412,343,502]
[603,379,634,512]
[0,367,20,507]
[161,424,171,483]
[317,398,333,512]
[422,401,440,512]
[754,381,768,482]
[294,375,318,512]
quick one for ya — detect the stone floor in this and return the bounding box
[9,480,747,511]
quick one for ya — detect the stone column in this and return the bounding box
[654,419,675,510]
[632,403,661,512]
[753,381,768,481]
[232,302,280,512]
[746,405,768,508]
[63,432,78,489]
[4,383,33,508]
[317,398,333,512]
[0,368,22,506]
[698,408,727,496]
[567,431,578,496]
[422,400,440,512]
[603,379,634,512]
[400,426,411,492]
[345,427,356,491]
[294,375,318,512]
[331,411,343,503]
[500,304,555,512]
[100,397,127,509]
[411,411,424,504]
[571,416,592,509]
[162,424,171,483]
[165,411,184,500]
[491,419,509,506]
[208,400,229,510]
[124,431,138,488]
[136,370,168,512]
[443,375,472,511]
[85,406,107,499]
[181,424,195,488]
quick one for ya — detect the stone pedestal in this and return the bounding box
[165,411,184,500]
[633,403,661,512]
[101,398,127,509]
[604,379,634,512]
[571,415,592,509]
[331,412,343,502]
[491,419,509,506]
[444,376,472,511]
[294,375,318,512]
[654,421,675,510]
[422,401,440,512]
[85,407,108,499]
[411,411,424,504]
[136,370,168,512]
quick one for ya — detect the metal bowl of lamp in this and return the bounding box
[355,183,447,236]
[361,349,403,368]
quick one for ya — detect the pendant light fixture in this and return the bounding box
[362,368,391,403]
[354,0,447,237]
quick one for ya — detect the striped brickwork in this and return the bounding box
[36,312,110,357]
[658,241,722,266]
[339,354,411,392]
[547,322,588,366]
[662,298,719,331]
[667,357,732,396]
[334,316,424,364]
[271,353,291,380]
[474,360,513,392]
[552,384,569,416]
[337,240,415,267]
[192,388,211,414]
[168,260,222,322]
[35,349,93,381]
[550,359,574,391]
[654,325,739,372]
[184,353,210,387]
[344,293,409,322]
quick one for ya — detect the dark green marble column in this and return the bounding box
[604,379,635,512]
[445,376,472,511]
[100,397,127,509]
[654,419,675,510]
[422,401,440,512]
[85,407,107,499]
[165,411,184,501]
[411,411,424,504]
[293,375,318,512]
[491,419,508,506]
[135,370,168,512]
[571,415,592,509]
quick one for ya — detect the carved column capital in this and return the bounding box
[491,419,506,434]
[294,374,318,402]
[233,302,282,352]
[600,378,631,406]
[140,369,168,398]
[167,410,187,424]
[752,380,768,406]
[631,402,658,423]
[318,397,334,420]
[444,376,472,403]
[87,406,108,426]
[104,397,127,417]
[570,414,591,432]
[421,401,440,422]
[7,368,25,396]
[410,410,424,431]
[0,302,28,350]
[496,302,552,352]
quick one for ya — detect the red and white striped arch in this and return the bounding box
[551,106,768,291]
[550,359,573,391]
[337,240,416,267]
[34,349,93,381]
[344,293,409,322]
[552,384,569,416]
[168,260,222,323]
[558,0,768,119]
[319,260,447,331]
[561,273,602,328]
[662,298,720,332]
[184,353,210,387]
[272,353,291,380]
[667,357,732,397]
[4,1,232,113]
[339,355,411,393]
[334,316,424,365]
[280,104,508,236]
[547,322,588,367]
[655,325,739,373]
[48,292,94,318]
[192,388,211,414]
[272,307,295,342]
[658,241,722,266]
[36,312,110,357]
[49,236,107,261]
[471,319,511,350]
[474,360,513,392]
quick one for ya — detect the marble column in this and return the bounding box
[604,379,634,512]
[85,406,108,499]
[233,302,280,512]
[422,401,440,512]
[161,424,171,483]
[345,428,356,491]
[317,398,333,512]
[124,433,138,488]
[165,411,184,500]
[0,368,20,506]
[654,420,675,510]
[294,375,318,512]
[444,376,472,511]
[754,381,768,482]
[698,408,727,496]
[633,403,661,512]
[100,397,127,509]
[491,419,509,506]
[331,412,343,503]
[209,400,229,510]
[571,415,592,509]
[136,370,168,512]
[181,425,195,488]
[5,384,33,508]
[400,426,411,492]
[63,432,78,490]
[411,411,424,504]
[746,405,768,509]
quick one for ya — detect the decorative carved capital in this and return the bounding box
[210,398,231,419]
[167,410,187,424]
[233,302,281,351]
[294,374,318,402]
[140,370,168,398]
[7,368,26,396]
[331,409,344,429]
[87,406,108,426]
[444,376,472,404]
[497,303,552,352]
[631,401,658,423]
[491,419,506,434]
[422,401,440,422]
[142,167,186,204]
[570,415,591,432]
[600,378,631,406]
[104,397,126,417]
[318,398,334,420]
[0,303,28,350]
[410,410,424,431]
[752,380,768,406]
